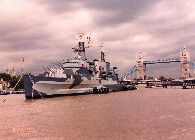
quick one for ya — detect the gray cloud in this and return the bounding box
[82,0,156,26]
[38,0,156,26]
[37,0,81,14]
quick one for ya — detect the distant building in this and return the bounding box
[11,67,16,77]
[5,67,16,77]
[6,69,10,75]
[0,78,10,90]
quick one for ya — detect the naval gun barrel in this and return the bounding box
[43,66,49,74]
[57,62,65,70]
[47,67,55,73]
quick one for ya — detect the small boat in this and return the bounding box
[0,90,12,95]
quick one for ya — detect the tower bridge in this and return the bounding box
[125,47,195,80]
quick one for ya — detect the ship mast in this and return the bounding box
[73,33,91,60]
[98,43,107,62]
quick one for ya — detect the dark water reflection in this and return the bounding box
[1,87,195,140]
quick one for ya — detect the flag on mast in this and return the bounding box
[21,57,24,74]
[21,57,24,62]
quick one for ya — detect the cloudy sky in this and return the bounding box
[0,0,195,78]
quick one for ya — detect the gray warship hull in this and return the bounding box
[23,74,128,99]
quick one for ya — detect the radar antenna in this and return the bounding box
[73,33,92,48]
[72,33,92,60]
[97,42,107,62]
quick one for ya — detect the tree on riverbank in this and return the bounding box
[0,73,24,90]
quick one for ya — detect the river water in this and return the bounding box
[1,87,195,140]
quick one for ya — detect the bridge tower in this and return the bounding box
[136,51,146,80]
[180,47,191,79]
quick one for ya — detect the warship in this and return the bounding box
[23,33,135,99]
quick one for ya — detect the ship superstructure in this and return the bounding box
[23,33,133,99]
